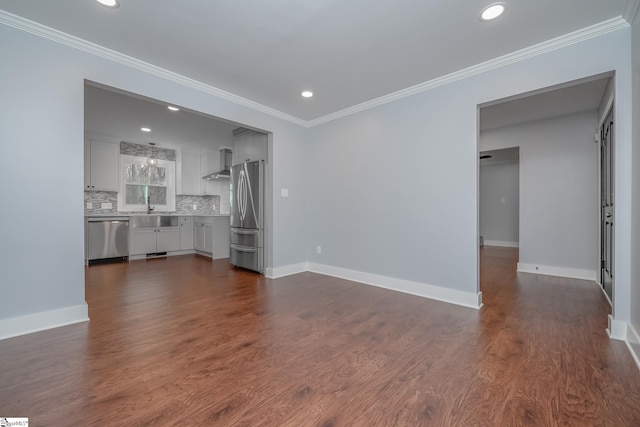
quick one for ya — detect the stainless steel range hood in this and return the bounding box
[203,148,232,181]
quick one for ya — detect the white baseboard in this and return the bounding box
[517,263,596,281]
[626,323,640,371]
[484,240,519,248]
[0,303,89,341]
[307,262,482,309]
[266,262,309,279]
[607,314,627,341]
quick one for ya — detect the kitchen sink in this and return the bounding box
[131,215,178,228]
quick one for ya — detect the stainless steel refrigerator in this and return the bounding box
[230,160,264,273]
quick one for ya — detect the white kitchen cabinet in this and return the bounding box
[157,228,180,252]
[179,153,202,195]
[233,129,267,165]
[179,216,194,250]
[195,222,213,253]
[194,217,214,253]
[84,139,119,191]
[212,216,230,259]
[178,151,222,196]
[130,227,180,255]
[130,229,157,255]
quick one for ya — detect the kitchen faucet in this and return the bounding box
[147,194,154,214]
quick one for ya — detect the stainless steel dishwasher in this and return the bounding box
[87,217,129,265]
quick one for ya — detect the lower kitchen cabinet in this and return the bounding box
[194,217,213,253]
[179,216,194,250]
[212,216,230,259]
[130,228,179,255]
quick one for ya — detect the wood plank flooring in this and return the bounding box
[1,248,639,426]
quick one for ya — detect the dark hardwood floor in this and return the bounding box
[1,248,639,426]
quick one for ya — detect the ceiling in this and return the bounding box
[85,84,238,152]
[0,0,636,123]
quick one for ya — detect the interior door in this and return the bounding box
[600,107,614,301]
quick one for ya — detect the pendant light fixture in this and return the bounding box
[147,142,159,166]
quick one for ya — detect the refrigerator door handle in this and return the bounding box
[231,229,260,235]
[231,244,258,253]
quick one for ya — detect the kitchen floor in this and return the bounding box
[1,250,639,425]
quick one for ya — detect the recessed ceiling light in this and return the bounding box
[167,106,180,112]
[480,3,505,21]
[141,127,151,132]
[96,0,120,8]
[301,91,313,98]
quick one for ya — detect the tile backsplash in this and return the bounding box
[85,191,118,214]
[84,191,221,215]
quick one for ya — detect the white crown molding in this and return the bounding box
[307,16,630,127]
[0,10,629,128]
[0,10,308,128]
[624,0,640,24]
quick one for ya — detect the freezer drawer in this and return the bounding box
[230,244,263,273]
[230,227,262,247]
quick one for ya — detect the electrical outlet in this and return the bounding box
[193,204,197,210]
[316,245,322,254]
[101,202,112,209]
[281,188,289,197]
[86,202,93,209]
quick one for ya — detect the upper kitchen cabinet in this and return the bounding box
[233,128,267,165]
[179,152,202,195]
[84,139,119,191]
[177,150,222,196]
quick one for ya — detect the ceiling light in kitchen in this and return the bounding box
[95,0,120,8]
[301,91,313,98]
[480,3,505,21]
[167,106,179,111]
[141,127,151,132]
[147,142,159,166]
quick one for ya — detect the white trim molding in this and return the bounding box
[0,10,307,128]
[307,263,482,309]
[0,10,629,128]
[626,323,640,370]
[484,240,519,248]
[266,262,309,279]
[517,262,596,281]
[0,303,89,341]
[623,0,640,24]
[306,17,629,126]
[607,314,627,341]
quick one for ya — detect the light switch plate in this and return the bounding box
[193,204,197,210]
[281,188,289,197]
[86,202,93,209]
[101,202,112,209]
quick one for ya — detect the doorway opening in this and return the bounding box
[479,147,520,249]
[477,73,614,309]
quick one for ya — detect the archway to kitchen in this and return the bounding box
[83,81,271,279]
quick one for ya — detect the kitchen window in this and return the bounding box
[118,155,176,212]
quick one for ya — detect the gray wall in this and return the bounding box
[479,160,519,246]
[480,112,599,275]
[0,20,636,336]
[305,28,633,307]
[0,22,309,323]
